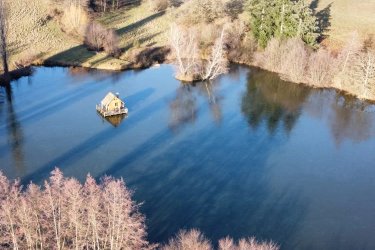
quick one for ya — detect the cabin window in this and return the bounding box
[115,102,118,107]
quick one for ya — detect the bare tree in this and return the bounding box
[254,38,283,72]
[162,229,279,250]
[0,0,8,82]
[0,169,150,249]
[280,38,308,82]
[307,48,335,87]
[85,22,120,57]
[338,31,362,75]
[169,24,199,81]
[161,229,212,250]
[219,236,279,250]
[61,0,89,36]
[200,27,229,81]
[357,51,375,99]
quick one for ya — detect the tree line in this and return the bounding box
[168,0,375,100]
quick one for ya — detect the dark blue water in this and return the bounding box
[1,65,375,249]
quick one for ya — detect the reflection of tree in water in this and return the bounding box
[330,95,374,145]
[198,82,222,123]
[1,85,26,175]
[241,69,310,134]
[169,84,198,130]
[169,81,222,130]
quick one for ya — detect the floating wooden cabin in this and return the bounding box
[96,92,128,117]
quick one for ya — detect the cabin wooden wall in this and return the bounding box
[108,98,123,110]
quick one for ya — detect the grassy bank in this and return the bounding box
[311,0,375,50]
[5,0,375,102]
[8,0,375,71]
[8,0,171,71]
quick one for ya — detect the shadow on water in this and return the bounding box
[93,78,308,248]
[102,111,307,249]
[21,88,160,184]
[0,85,26,176]
[3,65,375,250]
[308,91,375,146]
[0,69,122,134]
[169,84,198,131]
[241,68,310,135]
[169,81,223,132]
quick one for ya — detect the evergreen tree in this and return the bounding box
[294,0,318,46]
[247,0,318,48]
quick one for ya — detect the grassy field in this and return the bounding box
[6,0,375,71]
[7,0,79,69]
[310,0,375,49]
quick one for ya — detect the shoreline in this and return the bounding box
[3,49,375,103]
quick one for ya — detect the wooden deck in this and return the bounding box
[96,105,128,117]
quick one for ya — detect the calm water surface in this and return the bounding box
[1,65,375,249]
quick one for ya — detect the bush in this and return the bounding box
[225,20,257,64]
[307,48,336,87]
[280,38,308,82]
[177,0,226,24]
[84,22,120,57]
[148,0,169,12]
[60,3,88,36]
[254,38,283,71]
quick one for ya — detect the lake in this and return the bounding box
[1,65,375,249]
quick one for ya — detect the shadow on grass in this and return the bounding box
[44,45,97,67]
[100,13,131,26]
[309,0,333,42]
[117,10,165,36]
[122,32,163,51]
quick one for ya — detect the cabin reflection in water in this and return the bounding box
[99,113,127,127]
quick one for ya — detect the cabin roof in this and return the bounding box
[101,92,123,106]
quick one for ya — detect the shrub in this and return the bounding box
[225,20,257,64]
[254,38,283,71]
[148,0,169,12]
[280,38,308,82]
[60,3,88,36]
[178,0,226,24]
[224,0,245,20]
[84,22,120,57]
[307,48,336,87]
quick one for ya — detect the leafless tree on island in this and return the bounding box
[200,27,229,81]
[169,24,199,81]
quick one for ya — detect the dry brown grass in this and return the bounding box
[7,0,79,70]
[309,0,375,50]
[6,0,375,71]
[7,0,171,71]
